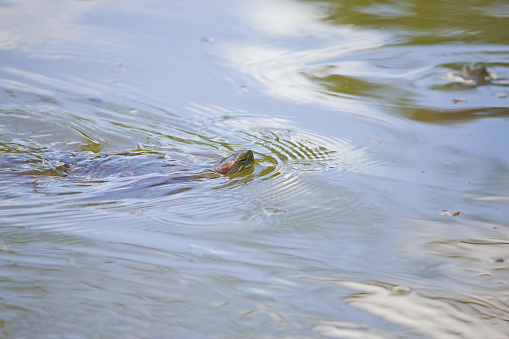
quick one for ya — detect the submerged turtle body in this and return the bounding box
[0,148,255,201]
[0,149,255,180]
[67,149,255,179]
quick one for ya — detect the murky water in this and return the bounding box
[1,0,509,338]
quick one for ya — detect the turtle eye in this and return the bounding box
[238,157,246,162]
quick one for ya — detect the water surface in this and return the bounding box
[1,0,509,338]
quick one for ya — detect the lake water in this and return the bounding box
[1,0,509,338]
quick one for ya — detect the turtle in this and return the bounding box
[0,148,255,179]
[67,149,255,179]
[459,63,492,86]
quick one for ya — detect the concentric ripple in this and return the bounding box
[151,109,382,230]
[1,98,380,233]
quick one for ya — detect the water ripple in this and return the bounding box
[1,99,379,233]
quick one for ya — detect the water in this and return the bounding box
[1,0,509,338]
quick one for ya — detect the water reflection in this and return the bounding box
[403,106,509,124]
[0,0,126,56]
[225,1,509,124]
[315,0,509,45]
[225,39,509,123]
[324,279,506,338]
[2,0,509,337]
[300,216,509,338]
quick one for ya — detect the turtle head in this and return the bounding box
[462,63,490,84]
[214,150,254,174]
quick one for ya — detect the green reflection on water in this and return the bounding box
[307,0,509,44]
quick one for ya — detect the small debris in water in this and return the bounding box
[263,207,287,215]
[200,37,214,44]
[390,285,411,295]
[88,97,102,103]
[452,99,466,104]
[128,109,138,114]
[493,257,505,263]
[495,92,507,98]
[439,210,462,216]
